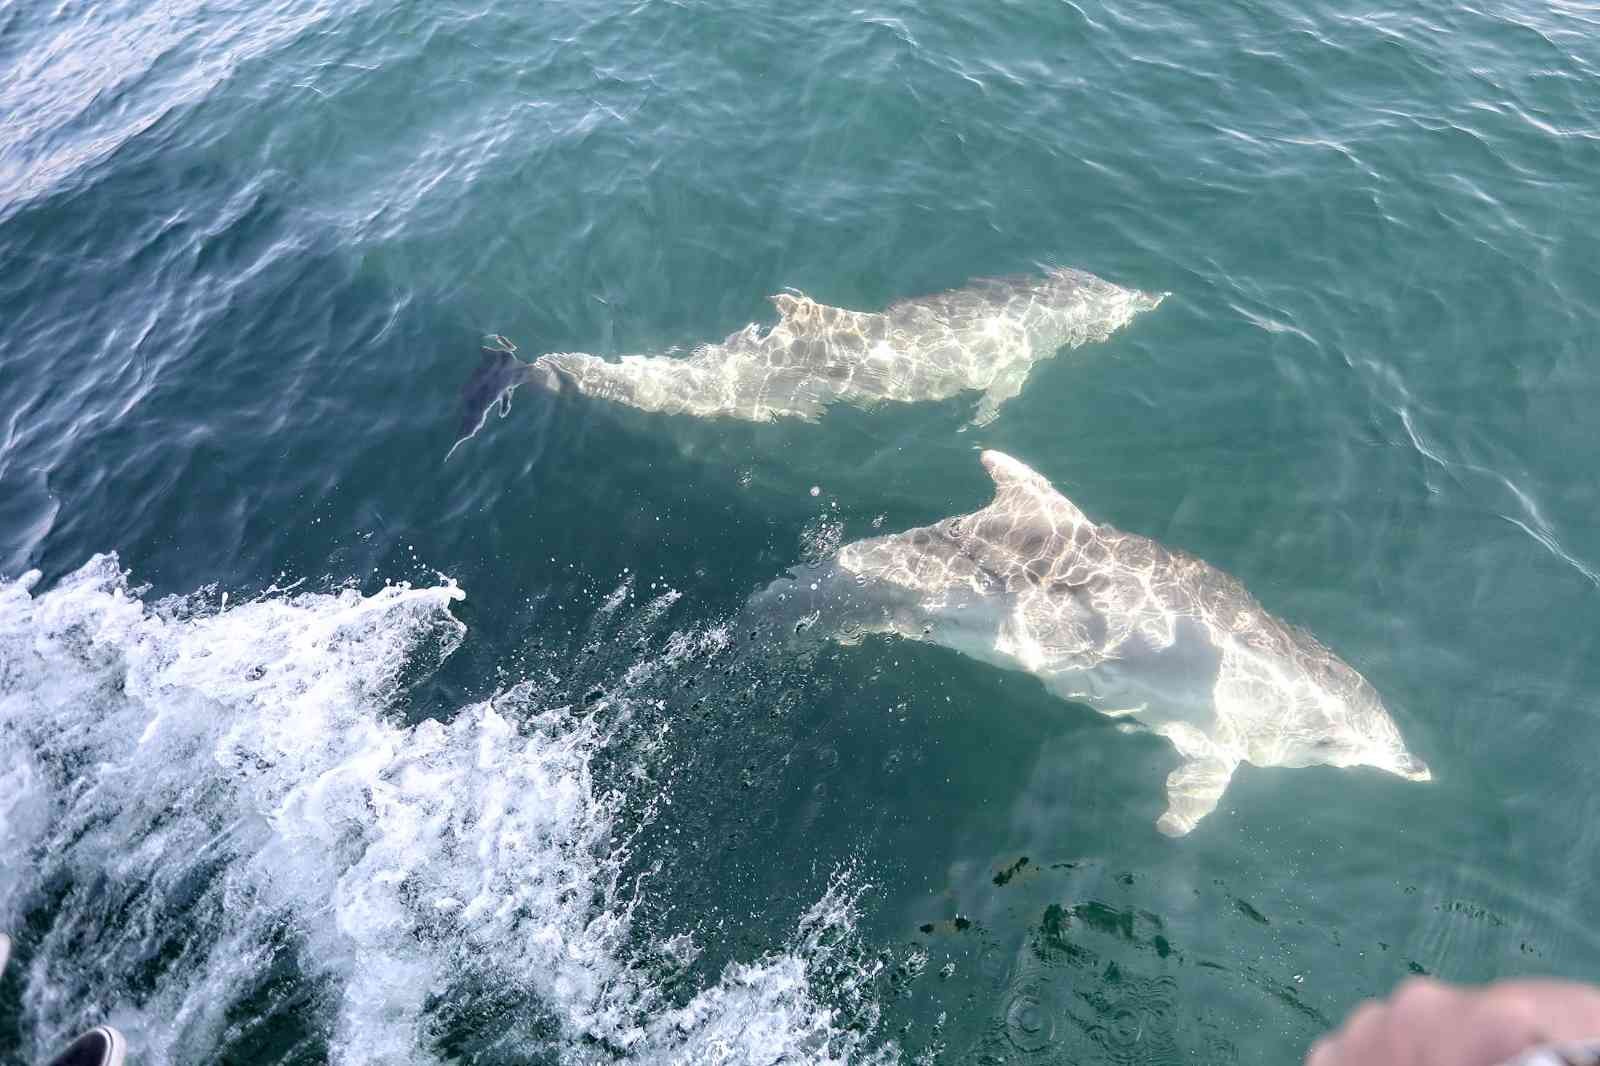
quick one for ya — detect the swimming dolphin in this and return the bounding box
[749,451,1429,836]
[451,268,1163,454]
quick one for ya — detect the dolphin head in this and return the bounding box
[984,269,1163,367]
[1299,708,1431,781]
[1233,646,1430,783]
[1032,267,1168,338]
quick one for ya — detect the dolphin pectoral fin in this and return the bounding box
[969,365,1032,427]
[1157,755,1237,836]
[1154,724,1238,837]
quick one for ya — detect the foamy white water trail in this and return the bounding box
[0,556,891,1066]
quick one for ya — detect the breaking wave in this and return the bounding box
[0,556,892,1066]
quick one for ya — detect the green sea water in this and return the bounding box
[3,0,1600,1063]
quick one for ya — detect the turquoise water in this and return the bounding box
[3,0,1600,1062]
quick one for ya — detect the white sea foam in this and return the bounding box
[0,555,890,1066]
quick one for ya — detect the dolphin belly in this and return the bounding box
[1040,617,1225,726]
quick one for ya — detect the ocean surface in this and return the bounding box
[3,0,1599,1063]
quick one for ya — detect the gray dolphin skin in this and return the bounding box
[750,451,1430,836]
[452,267,1163,452]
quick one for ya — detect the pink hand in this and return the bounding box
[1306,978,1600,1066]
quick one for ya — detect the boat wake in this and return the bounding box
[0,556,892,1066]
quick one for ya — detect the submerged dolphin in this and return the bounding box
[452,268,1163,454]
[750,452,1429,836]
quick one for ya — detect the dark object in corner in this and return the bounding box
[46,1027,127,1066]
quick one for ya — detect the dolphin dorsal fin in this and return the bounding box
[979,451,1093,528]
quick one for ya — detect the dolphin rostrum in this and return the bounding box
[452,268,1163,454]
[749,451,1429,836]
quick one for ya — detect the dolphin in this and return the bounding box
[749,451,1429,836]
[451,268,1163,454]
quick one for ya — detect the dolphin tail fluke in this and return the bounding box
[1154,724,1238,837]
[447,337,541,461]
